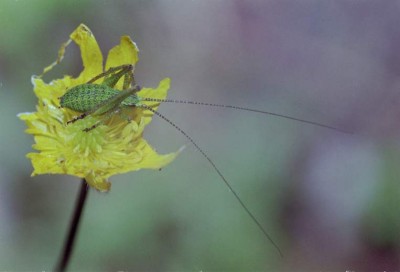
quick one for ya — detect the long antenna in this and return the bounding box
[141,98,350,134]
[139,104,284,257]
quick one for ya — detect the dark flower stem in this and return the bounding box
[55,179,89,272]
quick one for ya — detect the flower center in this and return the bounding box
[67,116,105,157]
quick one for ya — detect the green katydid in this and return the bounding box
[60,64,348,257]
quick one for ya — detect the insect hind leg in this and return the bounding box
[87,64,134,86]
[122,67,136,90]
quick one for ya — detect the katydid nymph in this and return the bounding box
[59,64,348,257]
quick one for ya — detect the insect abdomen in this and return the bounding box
[60,84,119,112]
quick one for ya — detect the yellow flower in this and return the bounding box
[18,24,179,192]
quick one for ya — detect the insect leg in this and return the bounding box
[87,64,134,85]
[103,65,135,88]
[123,71,131,90]
[118,106,133,122]
[66,112,88,124]
[82,121,102,132]
[82,108,122,132]
[122,70,141,92]
[66,94,124,130]
[123,67,134,90]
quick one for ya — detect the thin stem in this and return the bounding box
[55,179,89,272]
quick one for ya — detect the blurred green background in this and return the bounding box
[1,0,399,270]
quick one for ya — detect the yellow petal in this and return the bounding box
[70,24,103,82]
[106,35,139,69]
[134,139,180,170]
[39,24,103,85]
[17,112,37,121]
[138,77,171,125]
[86,172,111,192]
[105,36,140,90]
[27,153,64,175]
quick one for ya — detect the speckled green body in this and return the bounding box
[60,83,140,112]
